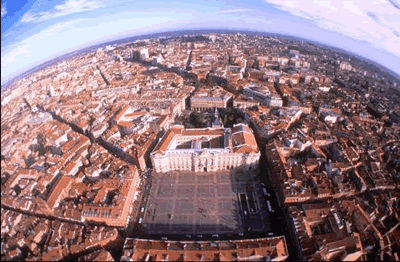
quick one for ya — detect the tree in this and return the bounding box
[206,76,214,87]
[189,112,206,128]
[24,155,36,168]
[37,133,46,146]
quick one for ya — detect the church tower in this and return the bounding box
[212,108,223,128]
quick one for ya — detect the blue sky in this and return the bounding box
[2,0,400,85]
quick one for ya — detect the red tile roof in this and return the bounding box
[46,175,72,209]
[129,237,288,261]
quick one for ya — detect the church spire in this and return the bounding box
[212,108,223,128]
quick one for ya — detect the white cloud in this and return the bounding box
[216,9,253,14]
[343,1,363,16]
[2,45,31,63]
[2,19,82,67]
[1,3,7,17]
[19,0,106,23]
[281,1,298,8]
[20,11,38,23]
[312,0,337,12]
[264,0,400,57]
[43,19,83,33]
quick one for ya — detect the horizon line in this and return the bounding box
[2,28,400,89]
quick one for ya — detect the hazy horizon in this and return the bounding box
[2,28,400,88]
[2,0,400,85]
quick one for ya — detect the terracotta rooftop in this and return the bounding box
[46,175,72,209]
[114,105,131,122]
[129,237,288,261]
[153,124,258,154]
[118,120,134,128]
[125,111,148,118]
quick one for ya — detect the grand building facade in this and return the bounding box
[151,123,260,173]
[190,95,232,111]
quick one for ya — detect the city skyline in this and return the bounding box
[2,0,400,85]
[1,32,399,261]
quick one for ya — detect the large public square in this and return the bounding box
[139,169,274,237]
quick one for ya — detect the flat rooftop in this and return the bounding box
[141,170,274,237]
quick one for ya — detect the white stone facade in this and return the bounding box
[190,95,231,110]
[151,124,260,173]
[152,149,260,173]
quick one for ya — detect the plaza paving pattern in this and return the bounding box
[142,170,272,235]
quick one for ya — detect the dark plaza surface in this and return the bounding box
[141,170,273,235]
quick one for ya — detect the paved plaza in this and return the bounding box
[142,170,272,235]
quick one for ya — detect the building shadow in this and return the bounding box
[131,167,281,242]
